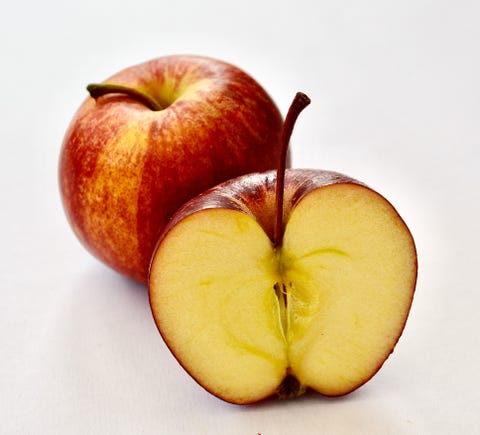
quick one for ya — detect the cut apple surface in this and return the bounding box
[281,183,416,396]
[149,171,417,404]
[150,209,287,403]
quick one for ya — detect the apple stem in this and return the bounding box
[86,83,166,111]
[273,92,311,247]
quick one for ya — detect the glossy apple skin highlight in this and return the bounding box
[149,169,418,404]
[59,55,283,283]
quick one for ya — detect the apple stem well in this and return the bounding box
[273,92,311,248]
[86,83,168,111]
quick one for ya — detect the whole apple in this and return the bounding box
[149,93,418,404]
[59,55,283,283]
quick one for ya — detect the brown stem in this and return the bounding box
[273,92,311,247]
[86,83,166,111]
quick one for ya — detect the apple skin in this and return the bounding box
[157,169,363,244]
[59,55,283,283]
[149,168,418,404]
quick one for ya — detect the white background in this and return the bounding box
[1,1,479,434]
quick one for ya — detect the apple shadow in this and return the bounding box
[219,387,405,434]
[48,262,407,435]
[49,263,156,384]
[245,387,364,409]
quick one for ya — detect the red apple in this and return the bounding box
[149,93,418,404]
[59,55,283,283]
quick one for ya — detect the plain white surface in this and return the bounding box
[1,1,479,433]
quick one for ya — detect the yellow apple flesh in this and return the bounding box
[149,169,417,404]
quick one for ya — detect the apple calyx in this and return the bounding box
[276,374,307,400]
[274,92,311,248]
[86,83,168,111]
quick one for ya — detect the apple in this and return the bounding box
[149,93,417,404]
[59,55,284,283]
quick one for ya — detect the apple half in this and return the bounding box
[149,94,417,404]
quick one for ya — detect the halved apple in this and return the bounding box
[148,94,417,404]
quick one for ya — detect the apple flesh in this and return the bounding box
[149,169,417,404]
[59,55,283,283]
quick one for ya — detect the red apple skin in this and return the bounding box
[157,169,363,244]
[149,168,418,404]
[59,55,283,283]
